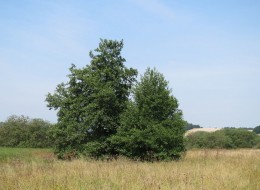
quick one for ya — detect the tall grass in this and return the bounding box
[0,147,52,162]
[0,148,259,190]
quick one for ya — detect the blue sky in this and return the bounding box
[0,0,259,127]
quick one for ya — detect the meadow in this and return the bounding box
[0,148,259,190]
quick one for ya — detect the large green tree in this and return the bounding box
[46,39,137,158]
[110,68,185,161]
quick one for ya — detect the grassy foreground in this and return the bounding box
[0,148,259,190]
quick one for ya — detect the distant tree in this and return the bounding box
[185,128,258,149]
[185,131,205,149]
[24,118,53,148]
[253,125,260,134]
[0,115,53,148]
[46,39,137,158]
[255,136,260,148]
[223,128,257,148]
[185,131,232,149]
[184,122,202,131]
[239,127,254,131]
[0,115,29,147]
[109,68,185,161]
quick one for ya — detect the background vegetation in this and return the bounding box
[1,115,259,152]
[185,128,260,149]
[253,125,260,134]
[0,115,53,148]
[184,122,202,131]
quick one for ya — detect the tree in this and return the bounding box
[253,125,260,134]
[46,39,137,158]
[110,68,185,161]
[223,128,257,148]
[185,131,232,149]
[184,122,202,131]
[0,115,53,148]
[25,118,53,148]
[185,128,259,149]
[0,115,28,147]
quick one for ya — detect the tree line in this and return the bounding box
[184,122,202,131]
[0,115,53,148]
[185,127,260,149]
[0,115,259,153]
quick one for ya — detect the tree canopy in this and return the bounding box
[46,39,138,158]
[109,68,185,161]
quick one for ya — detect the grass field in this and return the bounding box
[0,148,259,190]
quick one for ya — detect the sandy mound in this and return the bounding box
[185,128,221,136]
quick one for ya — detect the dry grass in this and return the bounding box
[0,148,259,190]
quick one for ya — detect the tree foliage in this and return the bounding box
[253,125,260,134]
[0,115,53,148]
[223,128,257,148]
[185,131,232,149]
[184,122,202,131]
[46,39,137,158]
[109,68,185,161]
